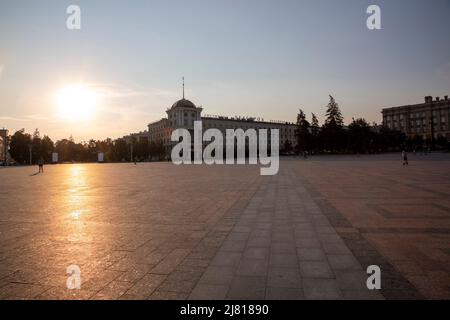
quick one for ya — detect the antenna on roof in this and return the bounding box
[182,76,185,99]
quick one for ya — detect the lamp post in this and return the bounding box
[130,143,134,163]
[29,144,32,165]
[430,98,435,151]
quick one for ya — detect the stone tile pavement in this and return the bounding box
[0,154,449,299]
[189,164,383,300]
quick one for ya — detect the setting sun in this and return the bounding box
[55,84,99,121]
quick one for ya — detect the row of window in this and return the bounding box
[386,123,448,131]
[384,109,449,121]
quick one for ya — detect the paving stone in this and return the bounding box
[270,254,299,268]
[227,276,266,299]
[189,284,229,300]
[297,248,327,261]
[300,261,334,279]
[267,267,302,288]
[125,273,167,298]
[91,280,134,300]
[210,252,242,267]
[302,279,342,300]
[2,156,449,300]
[236,259,269,277]
[243,247,270,260]
[295,238,322,249]
[327,254,363,271]
[148,290,188,300]
[265,287,304,300]
[150,249,191,275]
[221,240,247,252]
[198,266,235,285]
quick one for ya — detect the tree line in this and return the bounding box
[8,129,165,164]
[288,95,448,155]
[6,96,448,164]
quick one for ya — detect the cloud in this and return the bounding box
[25,114,50,121]
[84,83,178,100]
[0,114,51,122]
[0,116,29,121]
[0,64,3,80]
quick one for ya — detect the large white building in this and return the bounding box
[124,95,297,158]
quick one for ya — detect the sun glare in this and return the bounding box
[56,84,99,121]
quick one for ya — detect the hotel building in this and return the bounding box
[382,96,450,140]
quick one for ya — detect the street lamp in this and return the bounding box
[430,97,435,150]
[130,143,134,163]
[29,144,32,165]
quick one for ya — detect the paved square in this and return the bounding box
[0,154,449,299]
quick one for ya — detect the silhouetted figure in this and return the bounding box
[38,157,44,173]
[402,150,409,166]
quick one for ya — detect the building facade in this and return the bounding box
[382,96,450,140]
[0,128,9,164]
[124,97,297,158]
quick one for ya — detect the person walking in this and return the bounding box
[402,150,409,166]
[38,157,44,173]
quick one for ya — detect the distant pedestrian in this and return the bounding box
[38,157,44,173]
[402,150,408,166]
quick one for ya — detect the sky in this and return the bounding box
[0,0,449,141]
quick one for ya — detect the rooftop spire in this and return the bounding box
[182,76,185,99]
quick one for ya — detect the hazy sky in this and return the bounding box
[1,0,449,141]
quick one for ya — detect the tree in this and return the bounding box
[310,113,320,152]
[135,138,150,161]
[348,118,374,154]
[282,140,293,155]
[31,129,42,164]
[112,139,128,161]
[154,140,166,160]
[9,129,32,164]
[321,95,346,152]
[55,138,76,162]
[377,126,406,152]
[324,95,344,127]
[295,109,311,155]
[40,135,54,162]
